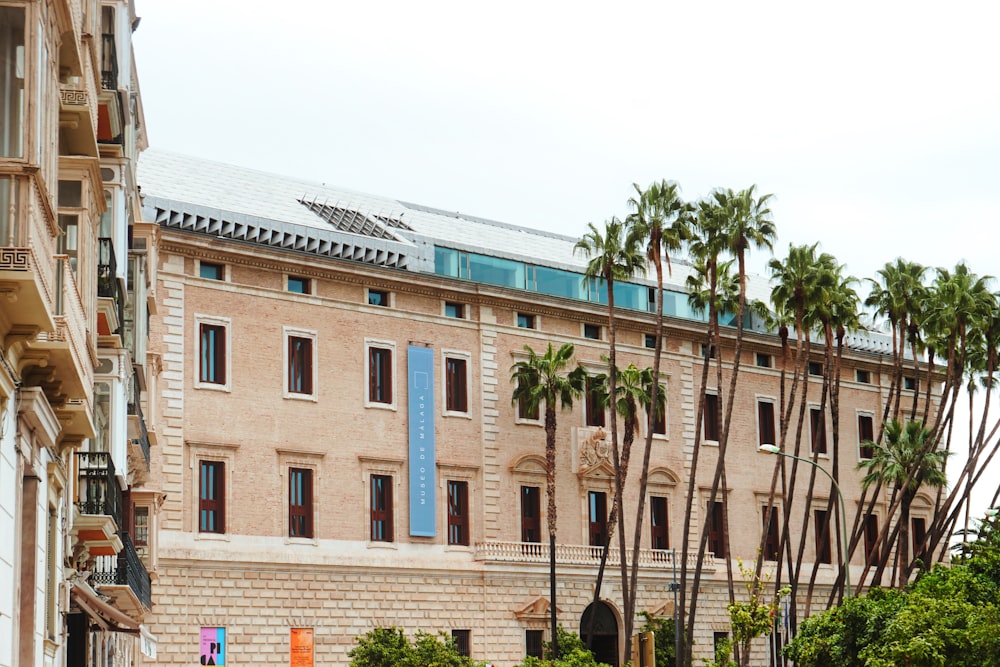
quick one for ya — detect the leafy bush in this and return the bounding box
[349,626,484,667]
[516,627,611,667]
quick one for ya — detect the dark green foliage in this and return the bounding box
[516,628,612,667]
[636,611,676,667]
[348,626,482,667]
[786,518,1000,666]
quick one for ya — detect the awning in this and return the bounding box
[70,582,140,632]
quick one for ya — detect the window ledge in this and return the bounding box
[195,532,231,542]
[284,392,318,402]
[515,418,543,427]
[367,541,398,550]
[194,382,231,393]
[365,401,397,411]
[284,536,318,547]
[701,440,720,447]
[443,410,472,420]
[444,544,474,554]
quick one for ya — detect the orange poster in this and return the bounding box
[290,628,313,667]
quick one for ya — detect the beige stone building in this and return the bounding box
[0,1,158,666]
[137,151,926,666]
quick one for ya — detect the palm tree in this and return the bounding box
[625,180,692,640]
[510,343,587,658]
[575,217,645,637]
[859,419,949,588]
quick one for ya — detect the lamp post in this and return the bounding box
[758,444,852,597]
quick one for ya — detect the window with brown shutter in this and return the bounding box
[288,468,313,538]
[199,461,225,533]
[446,357,468,413]
[810,408,827,454]
[762,505,780,561]
[704,393,720,442]
[371,475,393,541]
[288,336,313,394]
[758,400,776,446]
[708,501,726,557]
[368,347,392,404]
[447,480,469,546]
[650,496,669,550]
[858,414,875,459]
[521,486,540,543]
[588,491,608,547]
[815,509,832,564]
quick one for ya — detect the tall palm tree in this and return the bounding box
[575,217,645,637]
[625,180,692,640]
[859,419,948,588]
[510,343,587,658]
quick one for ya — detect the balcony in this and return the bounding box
[59,84,99,158]
[74,452,123,557]
[127,371,150,469]
[97,237,124,342]
[92,531,151,615]
[474,541,715,571]
[0,245,57,338]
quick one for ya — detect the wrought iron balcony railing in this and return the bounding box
[98,237,124,334]
[92,531,152,610]
[75,451,123,527]
[100,32,118,90]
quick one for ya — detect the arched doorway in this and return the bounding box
[580,600,619,667]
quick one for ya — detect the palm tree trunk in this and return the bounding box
[545,406,559,659]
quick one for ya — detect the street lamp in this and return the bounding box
[758,444,852,597]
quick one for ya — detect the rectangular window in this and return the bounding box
[714,632,729,660]
[810,407,827,454]
[583,323,601,340]
[370,475,393,542]
[912,517,926,559]
[516,313,536,329]
[288,336,313,395]
[650,496,669,550]
[526,630,544,658]
[447,480,469,546]
[444,302,465,318]
[644,333,657,349]
[521,486,541,543]
[287,276,310,294]
[864,514,879,566]
[856,369,871,384]
[762,505,780,561]
[0,7,25,158]
[858,414,875,460]
[585,377,605,427]
[758,400,776,446]
[517,372,540,421]
[451,630,470,657]
[814,509,832,564]
[904,376,917,391]
[288,468,313,538]
[368,347,393,404]
[199,461,225,534]
[133,506,149,548]
[701,343,716,359]
[756,353,772,368]
[199,323,227,385]
[199,262,223,280]
[588,491,608,547]
[808,361,823,376]
[703,393,720,442]
[368,289,389,306]
[446,357,468,413]
[707,501,726,557]
[651,401,666,435]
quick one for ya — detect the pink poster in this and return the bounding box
[200,627,225,665]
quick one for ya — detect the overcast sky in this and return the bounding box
[132,1,1000,284]
[132,1,999,512]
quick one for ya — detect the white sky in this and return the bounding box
[132,1,999,513]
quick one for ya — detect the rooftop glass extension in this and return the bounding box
[434,246,715,323]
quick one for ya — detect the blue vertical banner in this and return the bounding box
[408,345,436,536]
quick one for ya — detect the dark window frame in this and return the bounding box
[447,480,469,546]
[756,352,772,368]
[444,301,465,319]
[707,500,726,557]
[516,313,536,329]
[199,322,227,385]
[856,369,871,384]
[526,630,544,658]
[368,346,393,404]
[810,407,827,454]
[864,514,879,566]
[287,275,310,294]
[762,505,780,561]
[451,630,470,657]
[583,323,601,340]
[758,400,776,446]
[585,377,605,428]
[650,496,669,550]
[520,485,541,543]
[287,335,314,395]
[445,356,468,413]
[288,468,313,538]
[370,474,393,542]
[199,460,225,534]
[199,262,223,280]
[588,491,608,547]
[858,414,875,460]
[368,289,390,306]
[704,393,720,442]
[814,509,832,564]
